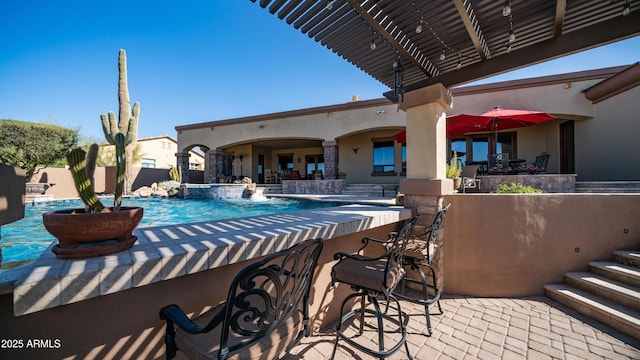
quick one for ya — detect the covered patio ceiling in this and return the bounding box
[250,0,639,101]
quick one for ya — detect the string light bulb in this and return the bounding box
[509,30,516,42]
[623,0,631,16]
[439,49,446,61]
[456,54,462,69]
[506,45,512,53]
[370,30,376,50]
[416,19,423,33]
[502,0,511,16]
[327,0,334,10]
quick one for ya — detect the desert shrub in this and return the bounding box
[0,119,77,181]
[497,182,542,193]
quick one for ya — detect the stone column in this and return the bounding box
[206,149,226,183]
[175,152,190,183]
[398,83,453,292]
[322,140,338,180]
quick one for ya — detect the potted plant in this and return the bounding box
[42,49,143,259]
[446,151,462,190]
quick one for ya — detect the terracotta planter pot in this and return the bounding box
[43,206,143,258]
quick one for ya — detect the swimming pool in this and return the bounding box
[0,195,342,264]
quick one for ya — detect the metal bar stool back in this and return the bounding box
[396,203,451,336]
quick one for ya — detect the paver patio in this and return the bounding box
[284,294,640,360]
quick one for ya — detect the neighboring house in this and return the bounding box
[176,64,640,184]
[137,135,204,170]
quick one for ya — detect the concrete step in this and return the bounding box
[590,261,640,288]
[614,250,640,268]
[575,181,640,193]
[544,283,640,339]
[342,184,398,197]
[565,272,640,312]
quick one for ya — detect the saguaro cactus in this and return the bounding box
[99,48,140,210]
[69,49,140,213]
[100,49,139,195]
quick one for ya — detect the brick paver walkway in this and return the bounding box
[285,295,640,360]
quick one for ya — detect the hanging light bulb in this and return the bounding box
[456,60,462,69]
[327,1,334,10]
[623,0,631,16]
[502,0,511,16]
[506,45,512,53]
[509,30,516,42]
[370,29,376,50]
[416,19,423,33]
[439,49,446,61]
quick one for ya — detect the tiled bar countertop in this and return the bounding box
[3,204,411,316]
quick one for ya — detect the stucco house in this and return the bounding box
[137,135,204,170]
[175,64,639,186]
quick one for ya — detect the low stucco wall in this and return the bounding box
[442,193,640,296]
[27,167,204,201]
[0,221,397,359]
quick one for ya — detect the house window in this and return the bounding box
[141,158,156,168]
[373,140,395,174]
[448,132,517,164]
[278,154,294,172]
[189,162,198,170]
[306,155,324,177]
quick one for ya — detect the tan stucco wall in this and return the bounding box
[442,193,640,296]
[338,129,405,183]
[575,85,640,180]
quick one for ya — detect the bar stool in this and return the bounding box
[330,216,418,360]
[395,203,450,336]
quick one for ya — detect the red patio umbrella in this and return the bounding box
[394,107,555,141]
[446,107,555,138]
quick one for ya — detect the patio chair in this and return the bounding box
[394,204,450,336]
[516,152,550,174]
[330,216,419,359]
[159,238,324,360]
[487,153,512,174]
[458,165,481,193]
[264,168,276,184]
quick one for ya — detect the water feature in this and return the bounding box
[0,196,342,264]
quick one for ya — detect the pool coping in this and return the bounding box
[4,203,411,316]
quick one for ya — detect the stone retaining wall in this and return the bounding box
[477,174,577,193]
[281,180,346,194]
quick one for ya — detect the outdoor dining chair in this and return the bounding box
[330,216,419,359]
[487,153,512,174]
[459,165,481,193]
[516,152,550,174]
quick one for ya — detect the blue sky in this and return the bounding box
[1,1,638,141]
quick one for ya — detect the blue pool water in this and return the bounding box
[0,196,341,263]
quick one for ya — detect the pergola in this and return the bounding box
[249,0,639,100]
